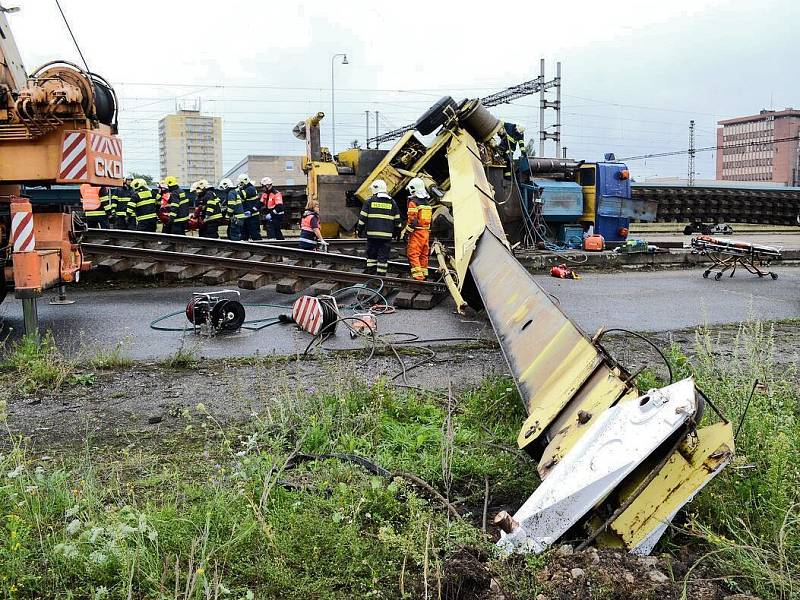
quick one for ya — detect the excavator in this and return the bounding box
[0,3,122,334]
[339,97,735,555]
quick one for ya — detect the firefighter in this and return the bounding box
[402,177,433,280]
[261,177,285,240]
[128,179,159,232]
[218,178,243,240]
[80,184,111,229]
[236,173,262,241]
[357,179,401,276]
[111,176,134,229]
[194,180,223,238]
[299,199,325,251]
[498,122,526,176]
[164,175,190,235]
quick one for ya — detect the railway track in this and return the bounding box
[82,230,448,309]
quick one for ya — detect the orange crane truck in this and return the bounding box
[0,4,122,335]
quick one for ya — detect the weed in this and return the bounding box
[1,333,75,393]
[163,338,200,369]
[667,319,800,599]
[89,338,134,370]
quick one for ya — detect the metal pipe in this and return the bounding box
[539,58,545,158]
[432,241,467,314]
[375,111,380,149]
[526,157,580,173]
[22,297,39,338]
[555,61,562,158]
[365,110,370,148]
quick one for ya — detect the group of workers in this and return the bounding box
[83,173,434,282]
[298,176,432,280]
[83,174,285,240]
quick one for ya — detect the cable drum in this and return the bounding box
[92,79,116,126]
[457,99,502,142]
[317,297,339,335]
[292,295,339,336]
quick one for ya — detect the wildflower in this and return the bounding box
[196,566,205,576]
[66,519,81,535]
[6,464,24,479]
[196,402,207,413]
[89,551,108,565]
[93,587,109,600]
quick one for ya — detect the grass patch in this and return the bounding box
[0,320,796,598]
[0,376,533,598]
[1,333,75,394]
[657,320,800,599]
[89,339,134,370]
[162,339,200,369]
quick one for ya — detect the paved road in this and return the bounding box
[1,266,797,359]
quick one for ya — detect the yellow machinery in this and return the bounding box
[401,98,735,554]
[0,5,122,333]
[294,113,385,238]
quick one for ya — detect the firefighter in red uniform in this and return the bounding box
[260,177,285,240]
[402,177,433,280]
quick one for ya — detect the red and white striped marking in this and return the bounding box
[11,209,35,253]
[59,132,88,181]
[292,296,324,335]
[91,132,122,156]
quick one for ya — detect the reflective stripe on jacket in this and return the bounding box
[112,185,132,217]
[130,189,158,222]
[201,189,223,222]
[167,187,191,223]
[264,189,284,214]
[225,188,244,220]
[238,183,260,213]
[357,193,401,239]
[300,209,319,243]
[406,197,432,231]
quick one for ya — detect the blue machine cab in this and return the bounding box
[516,157,657,243]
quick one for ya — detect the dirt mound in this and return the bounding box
[441,544,754,600]
[533,545,737,600]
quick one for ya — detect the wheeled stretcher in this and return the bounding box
[691,235,781,280]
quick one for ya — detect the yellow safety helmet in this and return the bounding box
[164,175,179,187]
[131,178,147,190]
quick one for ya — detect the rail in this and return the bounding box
[82,230,448,308]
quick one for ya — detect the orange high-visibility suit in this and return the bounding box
[404,195,432,280]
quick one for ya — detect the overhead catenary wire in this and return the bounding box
[54,0,91,73]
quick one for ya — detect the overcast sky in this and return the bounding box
[7,0,799,180]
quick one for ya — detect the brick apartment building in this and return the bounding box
[716,108,800,185]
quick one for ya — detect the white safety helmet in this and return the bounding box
[219,178,233,190]
[370,179,388,195]
[406,177,427,198]
[237,173,250,186]
[190,180,209,193]
[261,176,273,187]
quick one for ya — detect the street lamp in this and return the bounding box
[330,53,349,156]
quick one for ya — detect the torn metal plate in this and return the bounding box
[497,379,697,555]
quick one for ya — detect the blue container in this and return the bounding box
[559,224,584,248]
[530,179,584,222]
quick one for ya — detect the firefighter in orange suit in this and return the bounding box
[402,177,433,280]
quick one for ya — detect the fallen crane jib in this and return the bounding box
[83,230,416,269]
[83,244,447,293]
